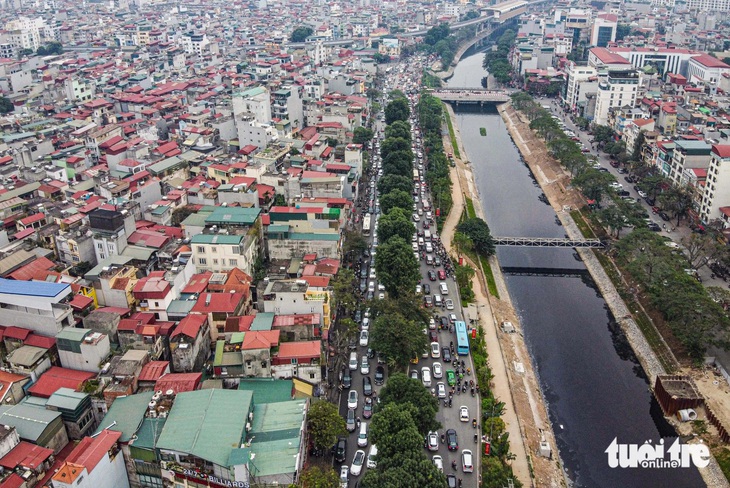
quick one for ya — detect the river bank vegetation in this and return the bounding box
[510,92,729,364]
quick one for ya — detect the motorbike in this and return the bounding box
[474,433,478,444]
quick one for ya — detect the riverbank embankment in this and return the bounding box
[499,103,730,488]
[441,103,565,488]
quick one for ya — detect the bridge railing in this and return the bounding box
[492,237,605,248]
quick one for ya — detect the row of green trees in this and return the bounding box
[418,94,453,229]
[613,230,730,360]
[361,373,445,487]
[370,94,431,366]
[510,92,730,361]
[362,98,443,487]
[483,30,516,85]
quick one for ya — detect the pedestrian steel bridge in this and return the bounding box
[428,88,511,104]
[493,236,605,248]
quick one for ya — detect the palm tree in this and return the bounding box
[452,231,473,258]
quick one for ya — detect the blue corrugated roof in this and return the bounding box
[0,278,70,298]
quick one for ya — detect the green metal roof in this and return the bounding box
[0,404,62,442]
[167,300,196,315]
[56,327,91,342]
[46,388,88,411]
[94,391,154,442]
[190,234,245,245]
[248,399,306,477]
[148,156,185,175]
[132,417,167,450]
[251,312,274,331]
[237,379,292,403]
[156,389,253,467]
[214,340,225,366]
[236,86,267,98]
[180,212,209,228]
[230,332,245,344]
[204,206,260,226]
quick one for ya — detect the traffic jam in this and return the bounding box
[336,55,480,488]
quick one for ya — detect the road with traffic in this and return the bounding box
[335,57,481,488]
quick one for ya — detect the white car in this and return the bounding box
[351,450,365,476]
[360,355,370,375]
[460,406,469,422]
[430,342,440,358]
[426,431,439,451]
[432,455,444,472]
[347,390,358,409]
[432,362,443,379]
[339,465,349,487]
[369,268,376,279]
[378,283,385,291]
[445,299,454,310]
[416,284,423,294]
[413,214,420,222]
[437,382,446,398]
[359,330,369,347]
[378,293,385,300]
[429,317,436,329]
[462,449,474,473]
[361,317,370,330]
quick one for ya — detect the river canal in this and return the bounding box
[447,50,704,488]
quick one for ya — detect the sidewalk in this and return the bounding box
[440,104,564,488]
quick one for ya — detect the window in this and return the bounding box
[211,246,217,253]
[213,259,219,265]
[197,246,205,253]
[198,258,207,265]
[231,245,240,254]
[310,372,316,379]
[97,243,104,250]
[229,259,238,266]
[291,358,298,365]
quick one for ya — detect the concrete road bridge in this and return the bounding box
[428,88,511,104]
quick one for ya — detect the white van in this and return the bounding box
[357,422,368,447]
[349,352,358,371]
[425,242,433,253]
[367,444,378,468]
[421,366,432,387]
[439,282,449,295]
[424,230,431,241]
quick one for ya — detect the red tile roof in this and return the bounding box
[154,372,202,394]
[713,145,730,159]
[171,314,207,339]
[138,361,170,382]
[3,327,31,341]
[241,330,280,350]
[0,473,24,488]
[182,272,212,294]
[23,334,56,349]
[277,340,320,359]
[691,54,730,69]
[0,441,54,470]
[191,292,244,314]
[62,429,122,475]
[27,366,95,398]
